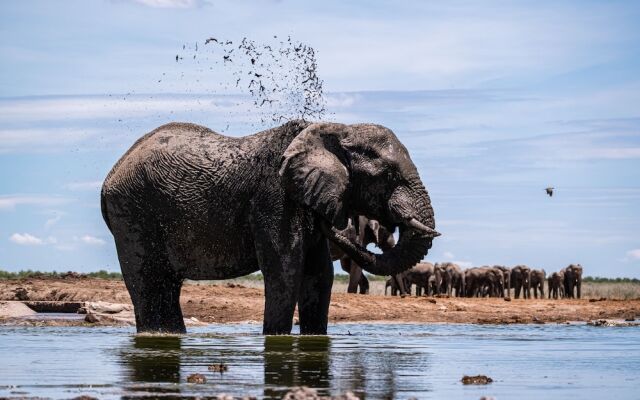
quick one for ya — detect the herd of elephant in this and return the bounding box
[333,216,583,299]
[382,262,583,299]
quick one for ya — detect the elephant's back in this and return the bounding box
[103,123,235,192]
[412,262,434,274]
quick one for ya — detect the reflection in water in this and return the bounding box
[120,335,182,384]
[113,330,431,399]
[331,341,430,399]
[2,324,640,399]
[264,335,331,399]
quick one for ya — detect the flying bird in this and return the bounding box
[545,187,554,197]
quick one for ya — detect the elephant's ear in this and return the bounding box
[279,123,350,230]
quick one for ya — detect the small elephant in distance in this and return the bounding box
[404,263,436,296]
[563,264,583,299]
[529,269,546,299]
[494,266,511,297]
[548,270,565,299]
[102,120,439,334]
[385,272,410,296]
[330,215,399,295]
[465,267,504,297]
[510,265,531,299]
[434,262,464,297]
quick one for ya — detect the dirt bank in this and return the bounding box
[1,278,639,325]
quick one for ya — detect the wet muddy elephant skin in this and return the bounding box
[101,120,438,334]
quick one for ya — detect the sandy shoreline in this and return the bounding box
[1,277,639,326]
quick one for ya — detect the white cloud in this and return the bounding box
[443,251,455,259]
[453,260,474,268]
[0,195,71,211]
[625,249,640,262]
[79,235,106,246]
[65,181,103,191]
[44,214,62,229]
[0,127,104,153]
[9,233,43,245]
[127,0,201,8]
[0,95,248,123]
[9,233,58,246]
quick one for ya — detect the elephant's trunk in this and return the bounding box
[323,181,439,276]
[322,223,433,276]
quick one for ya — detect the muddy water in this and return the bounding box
[1,323,639,399]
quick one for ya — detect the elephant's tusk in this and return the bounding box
[408,218,441,238]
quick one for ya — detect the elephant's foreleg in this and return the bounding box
[259,250,302,335]
[263,269,301,335]
[299,241,334,335]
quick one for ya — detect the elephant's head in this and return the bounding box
[279,122,439,276]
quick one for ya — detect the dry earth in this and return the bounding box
[1,277,639,325]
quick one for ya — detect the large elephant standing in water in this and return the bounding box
[101,121,439,334]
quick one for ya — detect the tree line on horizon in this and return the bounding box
[0,269,638,284]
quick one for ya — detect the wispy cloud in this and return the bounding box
[0,195,72,211]
[0,95,245,122]
[118,0,203,8]
[9,233,56,246]
[44,214,62,229]
[65,181,103,191]
[78,235,106,246]
[0,128,102,153]
[623,249,640,262]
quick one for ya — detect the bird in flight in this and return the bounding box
[545,187,554,197]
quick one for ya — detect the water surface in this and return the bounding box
[1,323,639,399]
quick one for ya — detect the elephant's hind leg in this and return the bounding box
[129,270,185,334]
[114,232,185,334]
[298,240,334,335]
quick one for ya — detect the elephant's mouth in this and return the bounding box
[322,218,439,276]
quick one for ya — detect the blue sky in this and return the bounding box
[1,0,639,277]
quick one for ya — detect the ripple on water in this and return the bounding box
[0,323,639,399]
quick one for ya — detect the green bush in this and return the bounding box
[0,269,122,280]
[583,276,640,284]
